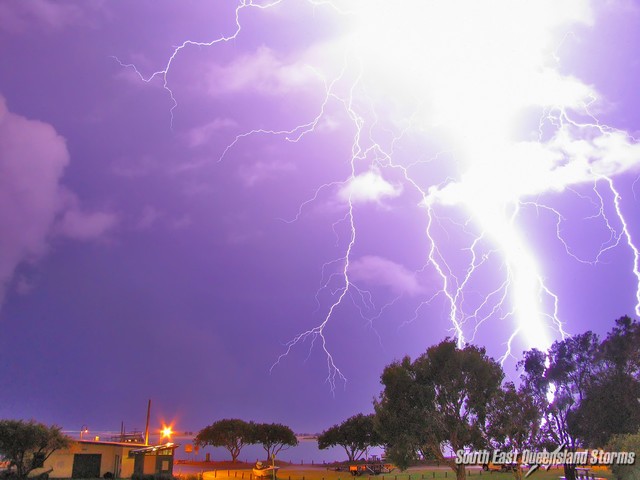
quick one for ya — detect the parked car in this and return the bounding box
[482,462,518,472]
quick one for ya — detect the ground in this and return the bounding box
[173,463,614,480]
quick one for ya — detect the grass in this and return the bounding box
[181,465,615,480]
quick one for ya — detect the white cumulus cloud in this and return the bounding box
[338,169,402,204]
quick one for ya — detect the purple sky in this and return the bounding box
[1,0,640,438]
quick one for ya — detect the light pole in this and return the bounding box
[271,453,276,480]
[80,426,89,440]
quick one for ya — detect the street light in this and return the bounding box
[161,425,173,440]
[80,426,89,440]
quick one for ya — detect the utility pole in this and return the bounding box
[144,399,151,445]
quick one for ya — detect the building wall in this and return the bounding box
[143,455,156,475]
[120,449,136,478]
[35,441,139,479]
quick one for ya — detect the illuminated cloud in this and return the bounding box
[186,118,238,148]
[238,160,296,187]
[349,256,425,296]
[0,96,116,305]
[54,198,118,241]
[136,206,162,230]
[111,154,160,178]
[0,0,104,33]
[206,46,318,96]
[433,129,640,207]
[338,170,402,205]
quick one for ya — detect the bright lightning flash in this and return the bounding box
[119,0,640,388]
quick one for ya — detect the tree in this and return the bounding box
[571,375,640,448]
[485,382,545,480]
[373,357,435,470]
[0,419,70,480]
[195,419,254,463]
[250,423,298,461]
[606,430,640,480]
[600,316,640,377]
[519,332,601,480]
[374,339,504,480]
[572,317,640,447]
[318,414,380,462]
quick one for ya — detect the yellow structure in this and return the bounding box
[34,440,176,479]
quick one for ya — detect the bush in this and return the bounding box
[607,431,640,480]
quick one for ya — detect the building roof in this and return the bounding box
[76,440,147,448]
[128,443,179,455]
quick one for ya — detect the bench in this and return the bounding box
[575,468,594,480]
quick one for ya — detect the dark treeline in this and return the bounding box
[322,315,640,480]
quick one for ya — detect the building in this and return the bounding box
[129,444,177,478]
[35,440,177,478]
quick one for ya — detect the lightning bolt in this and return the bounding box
[116,0,640,387]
